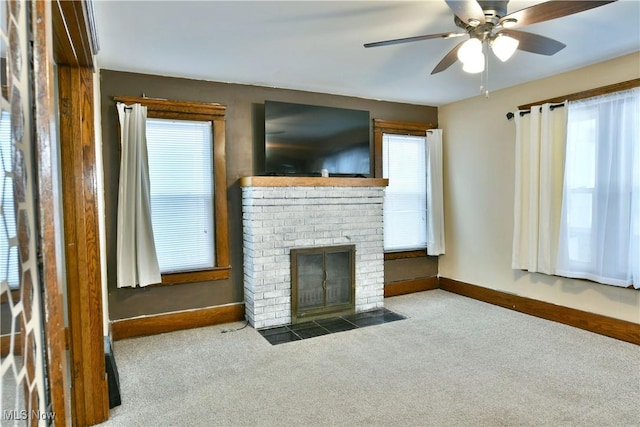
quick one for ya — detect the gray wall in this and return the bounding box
[100,69,439,320]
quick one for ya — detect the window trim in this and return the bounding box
[373,119,435,178]
[373,119,435,258]
[517,78,639,110]
[384,249,428,261]
[114,96,230,284]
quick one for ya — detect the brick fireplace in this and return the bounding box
[240,177,388,329]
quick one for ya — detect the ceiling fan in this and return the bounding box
[364,0,617,74]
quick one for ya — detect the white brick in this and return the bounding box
[264,290,286,299]
[275,281,291,290]
[243,183,385,323]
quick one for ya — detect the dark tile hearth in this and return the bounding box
[258,308,406,345]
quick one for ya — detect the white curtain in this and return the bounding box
[426,129,445,255]
[512,103,567,274]
[556,88,640,289]
[116,103,161,288]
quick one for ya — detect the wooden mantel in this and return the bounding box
[240,176,389,187]
[240,176,388,188]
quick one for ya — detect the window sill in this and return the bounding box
[159,266,231,286]
[384,250,428,261]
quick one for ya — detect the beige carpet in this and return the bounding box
[99,290,640,427]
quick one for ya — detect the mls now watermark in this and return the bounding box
[3,410,56,421]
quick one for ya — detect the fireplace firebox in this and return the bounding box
[291,245,355,323]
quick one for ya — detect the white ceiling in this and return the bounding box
[93,0,640,106]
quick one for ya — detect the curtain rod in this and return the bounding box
[115,93,169,112]
[115,100,133,111]
[506,102,565,121]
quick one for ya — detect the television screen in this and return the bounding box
[264,101,371,176]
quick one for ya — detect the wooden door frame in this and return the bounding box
[51,1,109,425]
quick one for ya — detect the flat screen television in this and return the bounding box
[264,100,371,176]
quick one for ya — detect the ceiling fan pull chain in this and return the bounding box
[479,43,490,98]
[484,50,490,98]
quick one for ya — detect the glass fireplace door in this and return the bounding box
[296,252,324,311]
[291,245,355,323]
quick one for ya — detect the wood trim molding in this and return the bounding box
[113,95,226,118]
[373,119,435,135]
[384,250,428,261]
[518,78,640,110]
[372,119,436,178]
[213,115,230,268]
[239,176,388,187]
[439,277,640,346]
[58,64,109,425]
[160,267,231,286]
[384,277,439,298]
[111,303,245,341]
[112,277,639,344]
[52,0,97,67]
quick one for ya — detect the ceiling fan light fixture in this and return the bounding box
[462,52,485,74]
[467,18,481,27]
[501,18,518,28]
[457,37,482,64]
[365,0,617,77]
[491,34,519,62]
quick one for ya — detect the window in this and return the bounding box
[382,134,427,251]
[560,113,597,265]
[557,88,639,288]
[146,118,215,273]
[115,96,230,285]
[373,119,435,254]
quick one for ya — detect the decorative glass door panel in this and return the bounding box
[1,0,50,423]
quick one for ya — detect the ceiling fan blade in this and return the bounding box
[499,1,617,28]
[500,29,566,56]
[364,32,465,48]
[445,0,485,25]
[431,41,465,75]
